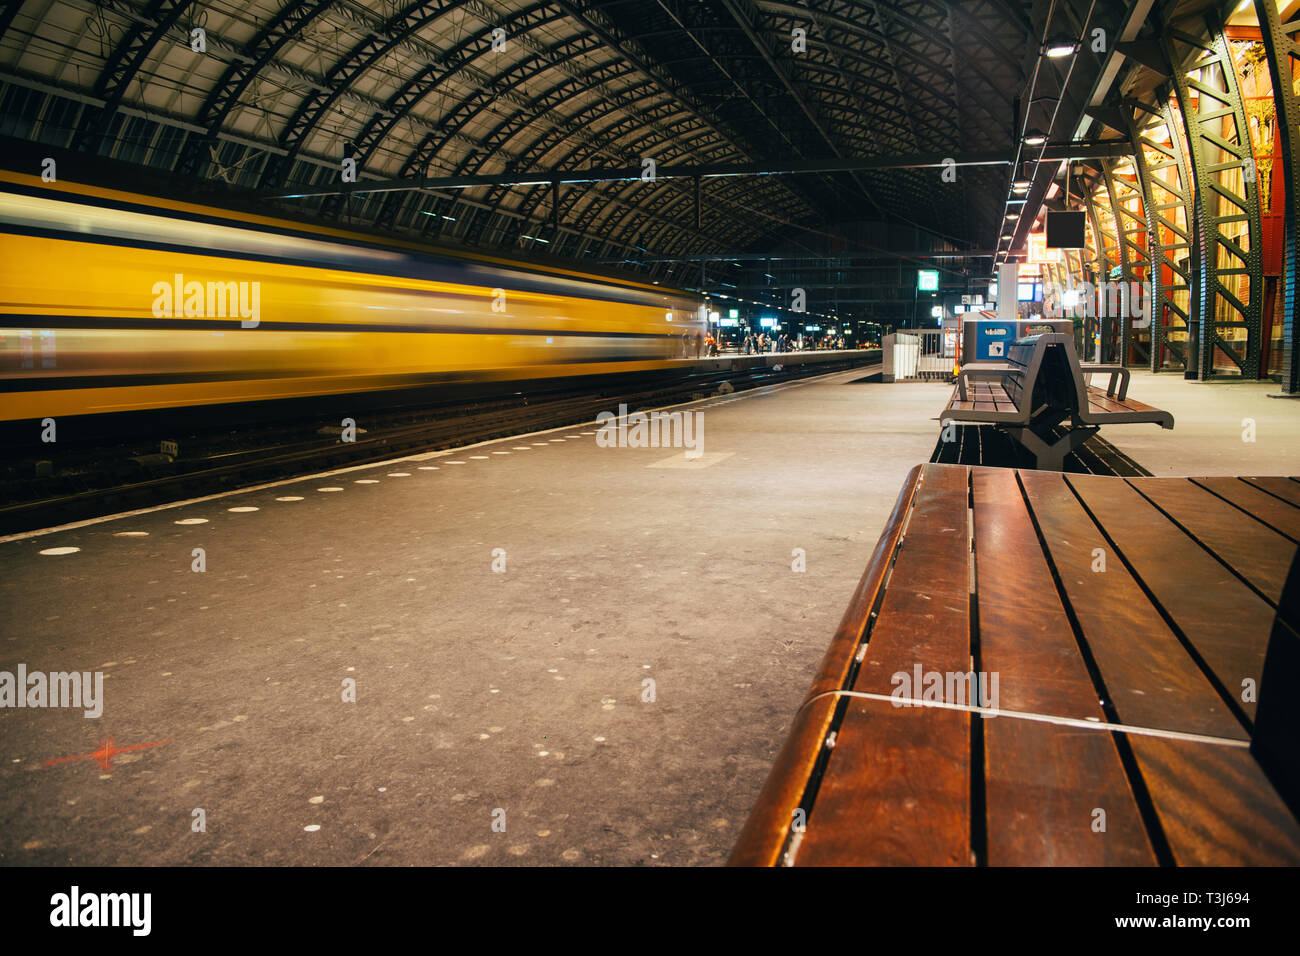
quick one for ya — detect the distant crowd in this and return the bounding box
[678,330,848,358]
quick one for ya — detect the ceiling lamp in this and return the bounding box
[1024,129,1048,147]
[1045,36,1079,58]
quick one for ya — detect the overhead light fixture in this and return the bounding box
[1005,213,1018,219]
[1002,233,1015,240]
[1024,129,1048,147]
[1045,36,1079,58]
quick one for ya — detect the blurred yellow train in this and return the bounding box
[0,170,704,422]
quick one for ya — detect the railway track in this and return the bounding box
[1,354,879,534]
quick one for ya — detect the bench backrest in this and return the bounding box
[1002,334,1077,416]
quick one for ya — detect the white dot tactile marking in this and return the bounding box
[228,506,259,513]
[174,518,208,525]
[113,531,149,537]
[512,447,531,451]
[317,487,344,492]
[387,472,411,477]
[39,546,80,556]
[531,443,549,447]
[491,451,510,455]
[354,479,379,484]
[469,456,489,460]
[417,466,439,470]
[276,496,304,502]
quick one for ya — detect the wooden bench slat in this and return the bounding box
[1132,478,1297,602]
[1019,471,1300,864]
[1020,472,1247,738]
[1243,475,1300,509]
[1126,738,1300,865]
[1194,477,1300,542]
[732,465,1300,867]
[729,467,928,866]
[1065,474,1274,722]
[972,468,1156,864]
[794,463,972,865]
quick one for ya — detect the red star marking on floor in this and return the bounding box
[44,738,169,772]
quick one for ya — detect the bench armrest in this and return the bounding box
[1080,363,1130,401]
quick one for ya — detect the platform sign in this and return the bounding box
[917,269,939,291]
[728,309,738,319]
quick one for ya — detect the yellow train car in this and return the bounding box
[0,170,704,422]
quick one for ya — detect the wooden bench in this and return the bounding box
[944,334,1173,470]
[730,463,1300,866]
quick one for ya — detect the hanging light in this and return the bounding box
[1024,128,1048,147]
[1045,36,1079,57]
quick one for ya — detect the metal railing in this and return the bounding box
[882,330,951,381]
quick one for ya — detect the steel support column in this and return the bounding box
[1256,0,1300,392]
[1164,20,1265,379]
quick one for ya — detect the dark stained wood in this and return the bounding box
[1131,477,1296,602]
[1127,738,1300,865]
[729,465,926,865]
[1066,473,1275,722]
[1193,476,1300,543]
[1243,475,1300,509]
[972,467,1155,865]
[1020,471,1300,863]
[1020,472,1246,739]
[726,695,840,867]
[732,464,1300,867]
[794,463,972,865]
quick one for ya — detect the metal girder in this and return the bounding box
[176,0,334,178]
[1126,94,1194,373]
[274,149,1143,199]
[1102,152,1152,366]
[0,0,25,45]
[73,0,196,155]
[1256,0,1300,392]
[592,250,994,262]
[1164,20,1265,380]
[257,0,472,191]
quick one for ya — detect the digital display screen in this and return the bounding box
[1046,211,1086,249]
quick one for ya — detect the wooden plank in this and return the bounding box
[730,466,925,866]
[1126,737,1300,865]
[1131,478,1296,602]
[972,468,1155,864]
[1066,473,1274,722]
[1243,475,1300,509]
[1021,471,1300,864]
[1192,476,1300,544]
[795,463,972,865]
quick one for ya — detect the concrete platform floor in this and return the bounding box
[1091,371,1300,476]
[0,365,944,866]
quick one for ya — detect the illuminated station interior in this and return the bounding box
[1,0,1299,873]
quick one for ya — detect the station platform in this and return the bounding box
[1,362,947,866]
[892,369,1300,476]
